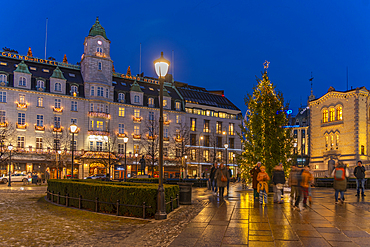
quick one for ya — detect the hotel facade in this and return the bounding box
[0,18,242,179]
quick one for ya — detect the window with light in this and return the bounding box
[329,108,335,122]
[119,107,125,117]
[148,98,154,107]
[323,109,328,123]
[134,126,140,135]
[337,106,342,120]
[134,109,140,118]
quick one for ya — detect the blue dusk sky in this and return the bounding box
[1,1,370,115]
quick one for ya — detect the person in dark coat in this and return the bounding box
[332,161,349,204]
[215,163,230,197]
[272,163,285,203]
[354,160,366,197]
[250,162,261,199]
[210,163,217,194]
[227,166,232,194]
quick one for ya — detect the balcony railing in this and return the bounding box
[36,86,46,92]
[95,52,107,58]
[35,125,45,131]
[88,112,111,119]
[164,137,170,141]
[16,123,27,129]
[133,116,143,123]
[117,133,127,138]
[53,127,63,132]
[146,134,156,140]
[0,122,8,128]
[88,130,110,136]
[133,134,141,139]
[70,91,79,97]
[164,120,171,125]
[53,107,63,113]
[16,102,28,109]
[175,137,183,142]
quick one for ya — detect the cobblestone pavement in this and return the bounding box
[0,183,212,246]
[169,184,370,247]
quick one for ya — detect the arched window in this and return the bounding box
[337,106,342,120]
[98,62,102,70]
[0,74,7,83]
[329,108,335,122]
[97,47,103,53]
[336,134,339,149]
[323,109,328,123]
[330,135,334,150]
[325,135,329,150]
[37,80,44,89]
[134,95,140,103]
[55,82,61,92]
[148,98,154,107]
[118,93,125,103]
[19,76,26,86]
[71,85,78,96]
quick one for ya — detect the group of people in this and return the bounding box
[249,159,367,208]
[209,163,233,197]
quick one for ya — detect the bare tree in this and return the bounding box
[170,122,191,176]
[140,116,159,176]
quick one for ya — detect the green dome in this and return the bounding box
[88,17,108,40]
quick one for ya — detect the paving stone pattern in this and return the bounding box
[169,185,370,247]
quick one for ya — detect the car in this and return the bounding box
[2,173,30,184]
[84,174,106,180]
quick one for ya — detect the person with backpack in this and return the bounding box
[250,162,262,199]
[332,161,349,204]
[301,165,313,207]
[272,163,285,204]
[354,160,366,197]
[215,163,229,197]
[257,166,270,205]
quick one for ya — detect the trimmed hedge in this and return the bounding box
[126,178,159,183]
[47,179,179,218]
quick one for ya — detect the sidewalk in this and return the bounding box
[169,184,370,247]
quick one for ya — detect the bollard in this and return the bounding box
[79,195,82,209]
[142,202,146,219]
[116,200,120,216]
[52,191,54,202]
[66,193,69,207]
[95,197,99,212]
[170,196,173,211]
[57,192,60,204]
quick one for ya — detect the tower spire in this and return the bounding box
[308,72,315,101]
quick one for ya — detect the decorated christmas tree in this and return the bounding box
[238,62,293,182]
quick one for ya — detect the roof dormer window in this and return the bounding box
[19,76,26,87]
[55,82,62,92]
[71,85,78,96]
[134,95,140,103]
[118,93,125,103]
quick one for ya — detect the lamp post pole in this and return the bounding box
[224,144,229,167]
[198,136,203,178]
[70,124,78,179]
[154,52,170,220]
[8,144,13,187]
[135,153,138,177]
[57,150,61,179]
[123,136,128,182]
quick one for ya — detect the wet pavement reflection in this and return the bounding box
[169,183,370,247]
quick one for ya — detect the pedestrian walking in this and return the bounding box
[227,166,232,194]
[332,161,349,204]
[288,164,299,206]
[257,166,270,205]
[215,163,229,197]
[354,160,366,197]
[250,162,262,199]
[272,163,285,204]
[301,165,313,207]
[210,163,217,194]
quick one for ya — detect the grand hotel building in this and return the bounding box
[0,18,242,179]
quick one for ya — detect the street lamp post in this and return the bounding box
[135,153,138,177]
[184,155,188,179]
[57,150,61,179]
[198,136,203,178]
[70,123,78,179]
[224,143,229,167]
[123,136,128,182]
[154,52,170,220]
[7,144,13,187]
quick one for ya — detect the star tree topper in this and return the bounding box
[263,60,270,70]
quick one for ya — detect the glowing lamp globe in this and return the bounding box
[154,52,170,78]
[70,124,78,133]
[123,136,129,143]
[8,144,13,151]
[224,144,229,149]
